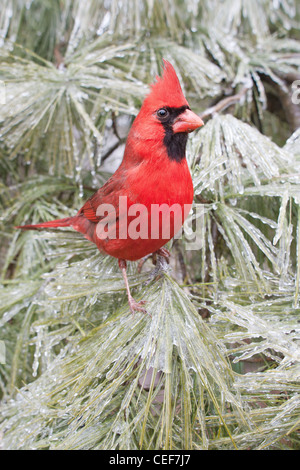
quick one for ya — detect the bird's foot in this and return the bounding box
[119,258,150,317]
[137,254,152,273]
[137,247,171,273]
[145,251,171,285]
[154,247,170,263]
[128,296,149,316]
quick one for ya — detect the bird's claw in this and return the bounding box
[128,296,150,316]
[144,255,171,285]
[137,254,152,273]
[154,247,170,262]
[137,248,171,273]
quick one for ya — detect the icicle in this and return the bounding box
[273,189,289,245]
[32,326,43,377]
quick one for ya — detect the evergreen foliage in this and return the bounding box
[0,0,300,449]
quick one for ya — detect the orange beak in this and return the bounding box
[172,109,204,134]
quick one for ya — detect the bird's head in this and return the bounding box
[129,60,204,162]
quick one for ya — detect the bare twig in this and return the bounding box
[101,138,126,163]
[259,71,300,132]
[199,86,251,120]
[111,112,122,141]
[54,42,66,69]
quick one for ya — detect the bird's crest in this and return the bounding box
[142,60,189,110]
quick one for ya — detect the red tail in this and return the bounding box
[15,216,75,230]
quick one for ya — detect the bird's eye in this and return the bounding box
[156,108,169,119]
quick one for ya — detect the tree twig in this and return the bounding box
[101,138,126,163]
[54,42,66,69]
[199,86,251,120]
[258,71,300,132]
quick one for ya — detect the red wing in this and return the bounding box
[81,200,100,223]
[79,171,126,223]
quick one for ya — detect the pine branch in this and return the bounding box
[199,85,251,120]
[259,71,300,132]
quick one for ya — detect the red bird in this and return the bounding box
[17,60,203,314]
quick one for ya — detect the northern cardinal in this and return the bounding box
[16,60,204,314]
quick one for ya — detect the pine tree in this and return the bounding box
[0,0,300,449]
